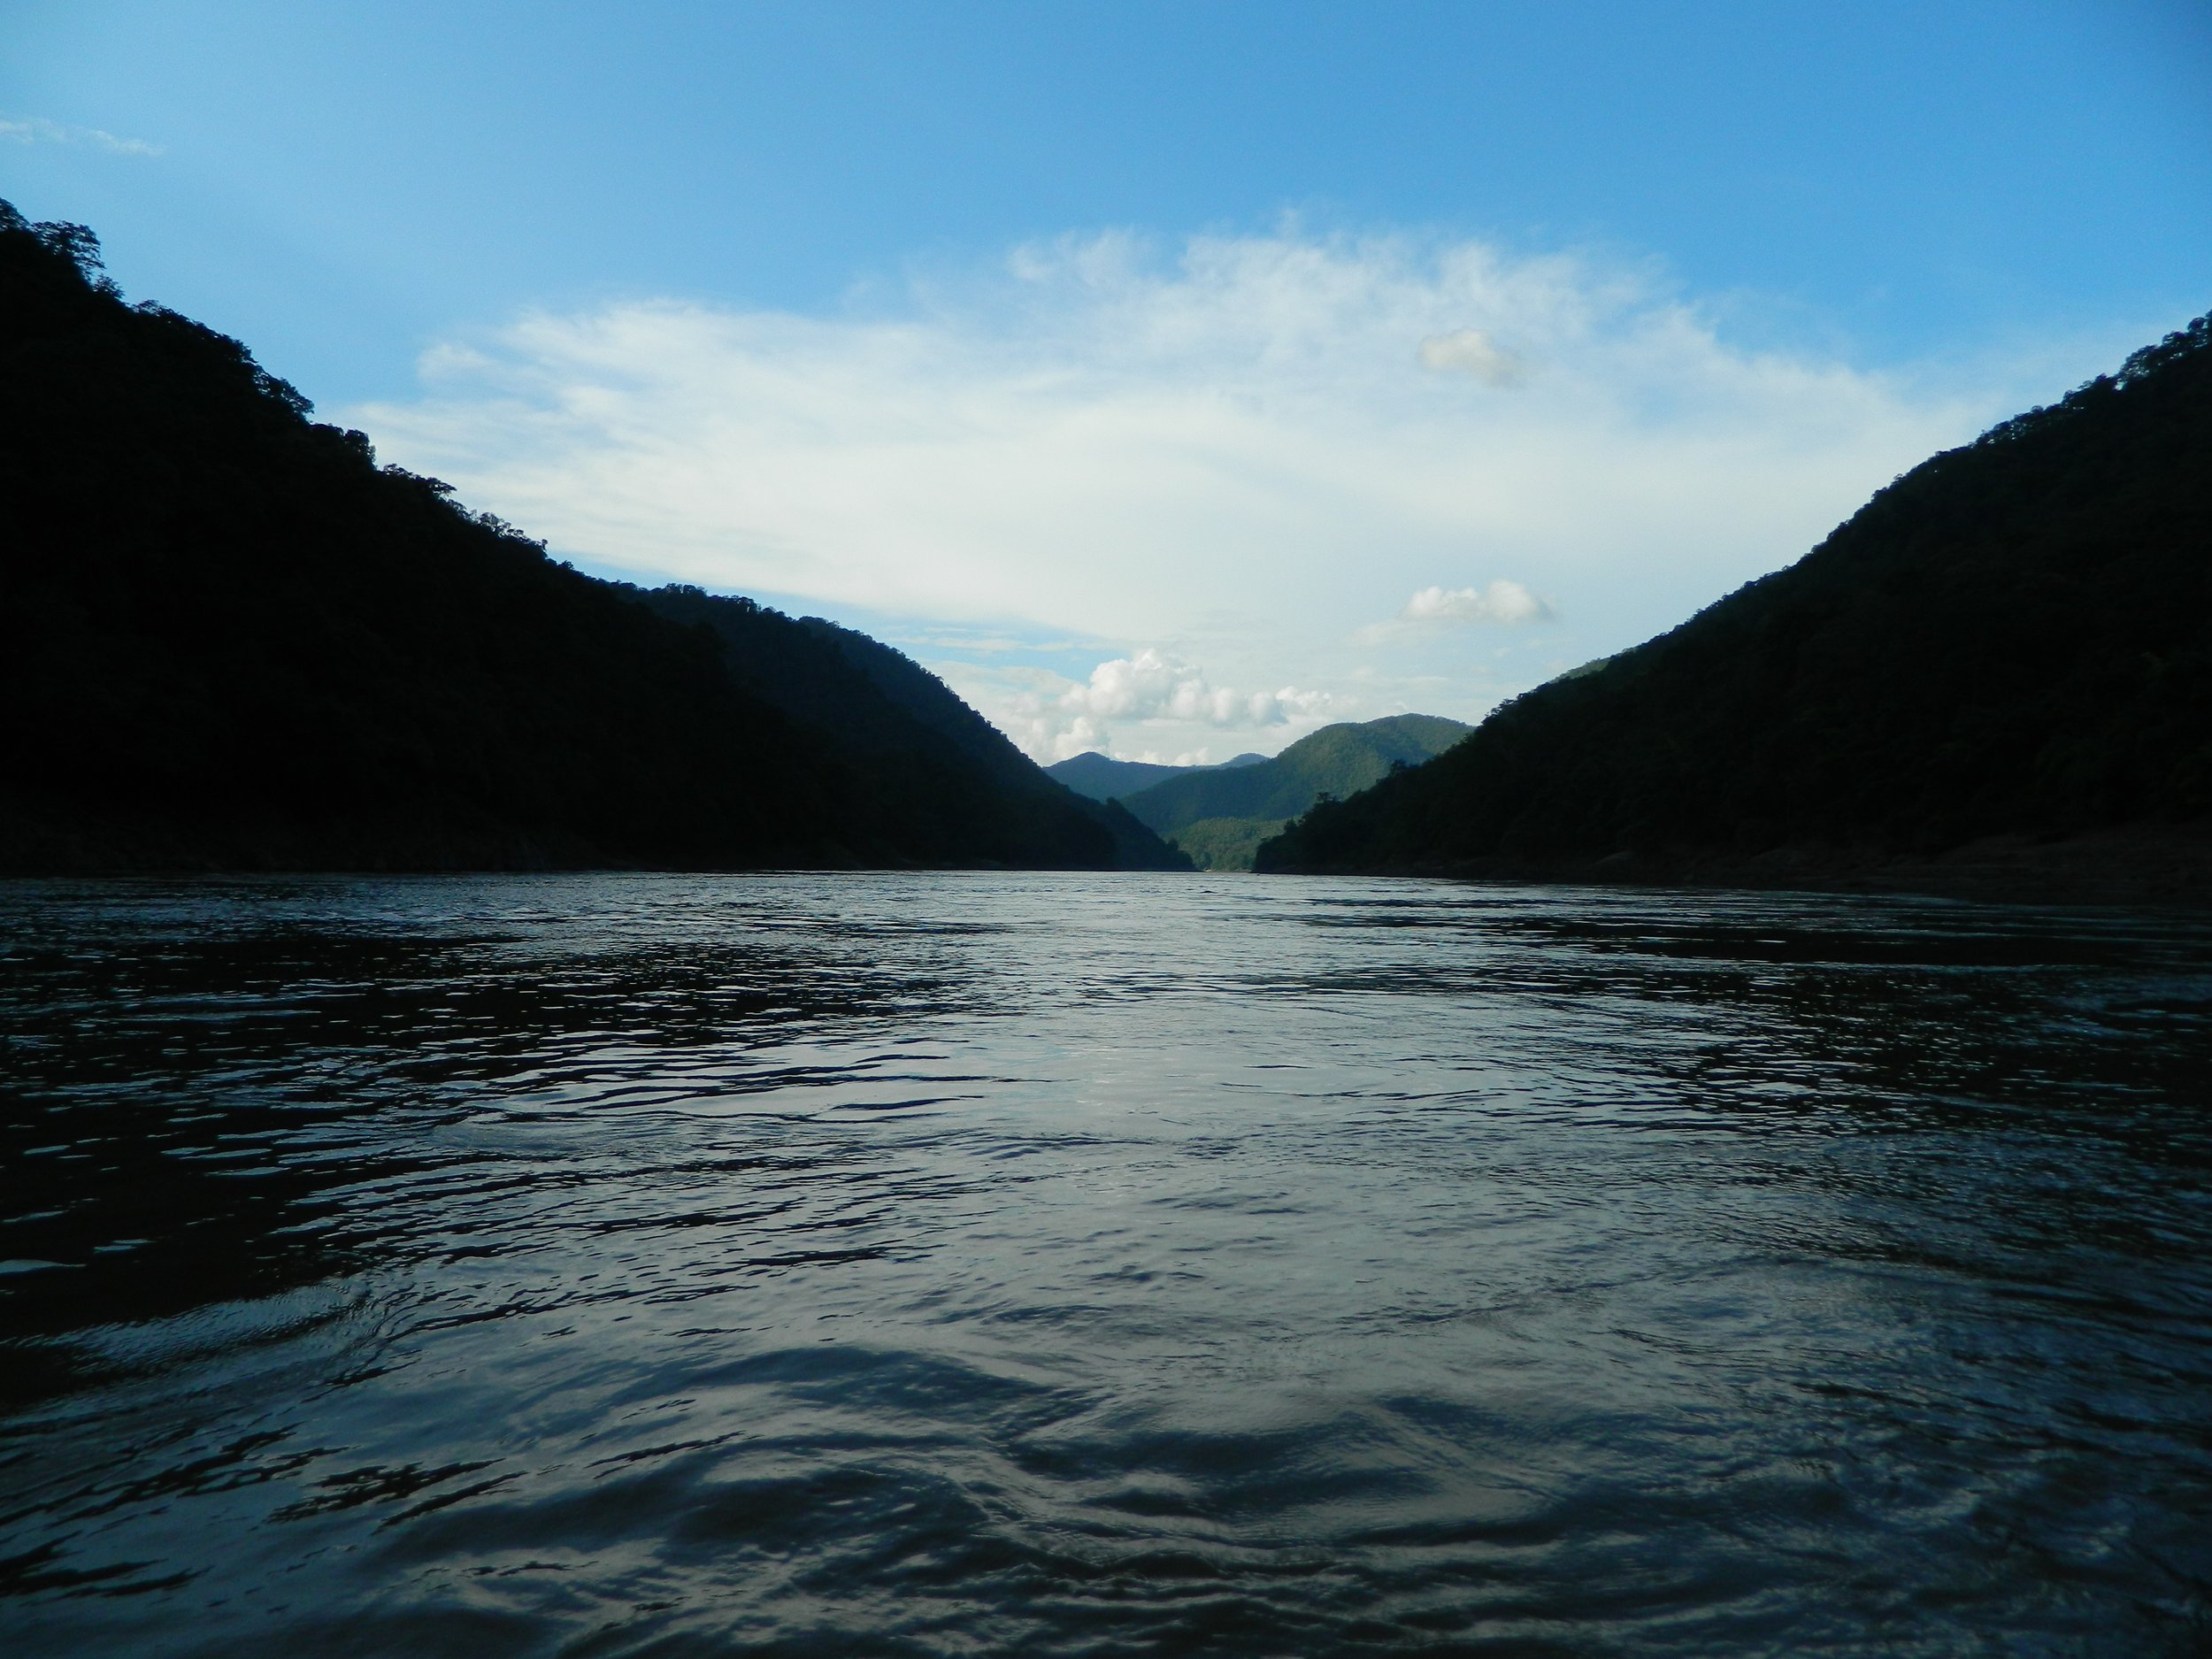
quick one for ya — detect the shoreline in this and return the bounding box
[1266,819,2212,910]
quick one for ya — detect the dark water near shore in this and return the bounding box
[3,872,2209,1656]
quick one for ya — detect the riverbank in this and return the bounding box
[1286,818,2212,909]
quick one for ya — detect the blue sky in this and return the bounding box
[7,2,2209,759]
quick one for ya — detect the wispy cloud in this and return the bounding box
[1,114,163,157]
[1406,580,1553,625]
[1417,328,1525,385]
[354,227,2038,759]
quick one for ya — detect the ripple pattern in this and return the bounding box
[3,872,2209,1655]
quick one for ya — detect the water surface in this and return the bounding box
[3,872,2208,1655]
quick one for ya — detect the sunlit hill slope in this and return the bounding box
[1120,715,1470,871]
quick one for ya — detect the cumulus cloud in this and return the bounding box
[1066,649,1325,726]
[1351,579,1555,646]
[350,226,2047,757]
[1401,580,1555,626]
[1417,328,1525,385]
[0,114,161,157]
[987,649,1331,760]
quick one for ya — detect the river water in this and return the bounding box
[2,872,2208,1655]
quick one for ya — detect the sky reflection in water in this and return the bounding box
[3,872,2208,1655]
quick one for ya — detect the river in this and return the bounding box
[3,872,2208,1655]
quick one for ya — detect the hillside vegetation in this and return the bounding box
[1167,817,1294,872]
[634,588,1181,871]
[0,200,1185,873]
[1118,715,1469,869]
[1258,312,2212,898]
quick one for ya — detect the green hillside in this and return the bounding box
[1258,311,2212,898]
[1117,714,1469,868]
[0,200,1186,873]
[1171,817,1292,872]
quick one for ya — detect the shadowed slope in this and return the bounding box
[634,588,1189,870]
[0,200,1184,873]
[1047,750,1265,803]
[1257,313,2212,899]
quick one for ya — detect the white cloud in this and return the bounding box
[1365,579,1557,636]
[1418,328,1525,385]
[1404,580,1553,625]
[1351,579,1555,647]
[351,227,2057,760]
[968,649,1333,761]
[0,114,162,157]
[1066,649,1325,726]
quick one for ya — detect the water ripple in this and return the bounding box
[2,872,2208,1655]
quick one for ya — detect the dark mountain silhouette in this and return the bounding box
[1115,715,1469,870]
[0,199,1187,873]
[632,587,1185,870]
[1047,749,1264,803]
[1258,312,2212,902]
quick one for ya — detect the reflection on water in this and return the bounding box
[2,872,2208,1655]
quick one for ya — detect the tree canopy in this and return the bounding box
[1259,314,2212,889]
[0,198,1185,873]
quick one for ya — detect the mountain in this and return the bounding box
[0,200,1187,874]
[1258,311,2212,902]
[632,588,1185,871]
[1047,749,1264,803]
[1116,714,1470,869]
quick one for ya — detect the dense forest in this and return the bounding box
[0,200,1186,873]
[1113,715,1468,870]
[1259,312,2212,896]
[631,586,1180,870]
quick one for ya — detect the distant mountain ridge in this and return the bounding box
[1258,311,2212,902]
[0,199,1187,873]
[1047,749,1264,803]
[1113,714,1470,870]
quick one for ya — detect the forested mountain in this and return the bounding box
[633,588,1183,870]
[1047,749,1263,803]
[0,200,1186,873]
[1116,714,1469,870]
[1259,312,2212,898]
